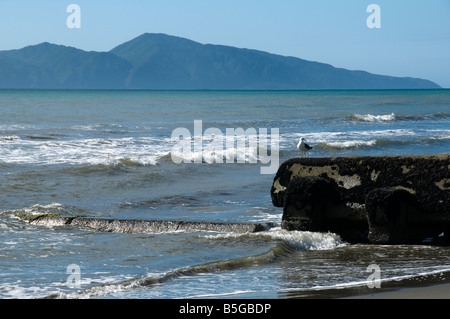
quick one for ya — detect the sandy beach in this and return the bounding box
[347,283,450,299]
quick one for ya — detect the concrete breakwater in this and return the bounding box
[271,154,450,245]
[21,215,277,234]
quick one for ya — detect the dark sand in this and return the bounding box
[345,283,450,299]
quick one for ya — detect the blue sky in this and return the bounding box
[1,0,449,87]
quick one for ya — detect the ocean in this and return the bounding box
[0,89,449,299]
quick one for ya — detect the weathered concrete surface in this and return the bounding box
[21,215,276,234]
[282,175,369,243]
[366,187,428,244]
[271,154,450,244]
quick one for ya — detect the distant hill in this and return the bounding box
[0,33,441,90]
[0,42,131,89]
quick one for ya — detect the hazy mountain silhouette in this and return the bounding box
[0,33,441,90]
[0,42,131,89]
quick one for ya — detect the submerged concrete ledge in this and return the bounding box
[271,154,450,244]
[20,215,277,234]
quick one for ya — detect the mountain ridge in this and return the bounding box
[0,33,441,90]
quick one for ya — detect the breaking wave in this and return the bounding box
[3,202,91,218]
[316,139,402,150]
[203,227,346,251]
[0,132,277,166]
[0,135,20,140]
[45,228,345,299]
[0,136,166,166]
[347,113,396,122]
[288,128,450,152]
[169,146,262,164]
[316,136,450,150]
[346,112,447,122]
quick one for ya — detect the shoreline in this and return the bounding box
[344,282,450,299]
[280,273,450,299]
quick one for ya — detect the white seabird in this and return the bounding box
[297,138,312,158]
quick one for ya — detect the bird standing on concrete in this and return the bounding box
[297,138,312,158]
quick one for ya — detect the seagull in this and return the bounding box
[297,138,312,158]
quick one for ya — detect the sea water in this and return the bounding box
[0,89,449,299]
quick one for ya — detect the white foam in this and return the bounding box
[170,145,261,164]
[350,113,396,122]
[204,228,346,251]
[6,203,75,221]
[169,132,275,164]
[0,273,137,299]
[249,210,282,224]
[322,140,377,149]
[286,129,421,150]
[0,283,51,299]
[0,135,20,141]
[289,129,416,142]
[290,265,450,293]
[265,228,346,250]
[0,137,168,166]
[0,134,274,166]
[20,203,64,214]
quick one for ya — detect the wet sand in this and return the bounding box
[346,283,450,299]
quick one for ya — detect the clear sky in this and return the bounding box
[1,0,449,87]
